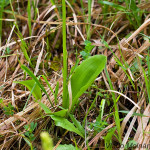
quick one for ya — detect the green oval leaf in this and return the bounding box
[14,80,42,100]
[56,144,80,150]
[71,55,107,108]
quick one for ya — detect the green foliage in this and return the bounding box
[54,81,59,104]
[0,0,5,46]
[105,67,121,143]
[124,0,142,28]
[51,115,84,138]
[39,102,84,137]
[14,80,42,100]
[62,0,68,109]
[119,110,149,117]
[0,0,9,7]
[89,119,108,133]
[71,55,107,110]
[20,65,53,106]
[0,99,14,116]
[89,98,108,133]
[39,102,52,114]
[87,0,92,40]
[5,47,12,55]
[98,0,144,29]
[24,122,37,142]
[3,103,14,116]
[89,98,108,134]
[104,127,116,150]
[18,1,106,142]
[80,40,95,59]
[139,55,150,104]
[14,24,33,67]
[125,140,137,149]
[22,122,37,150]
[99,1,125,11]
[56,144,80,150]
[39,102,68,117]
[69,114,85,136]
[27,0,32,36]
[38,54,106,137]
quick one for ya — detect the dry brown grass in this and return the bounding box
[0,0,150,149]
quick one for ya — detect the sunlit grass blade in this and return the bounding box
[40,75,55,96]
[104,67,121,143]
[87,0,92,40]
[101,37,135,89]
[14,24,33,67]
[21,65,53,107]
[98,1,125,11]
[0,0,5,46]
[54,82,59,105]
[27,0,32,36]
[83,93,99,126]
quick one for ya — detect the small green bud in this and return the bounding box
[40,132,53,150]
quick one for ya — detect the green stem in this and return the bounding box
[0,0,5,47]
[87,0,92,40]
[62,0,68,108]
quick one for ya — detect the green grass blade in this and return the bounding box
[14,24,33,67]
[87,0,92,40]
[83,94,98,127]
[98,1,126,11]
[21,65,53,107]
[40,75,55,96]
[54,82,59,105]
[23,83,37,110]
[104,127,117,150]
[0,0,5,46]
[27,0,32,36]
[104,67,121,143]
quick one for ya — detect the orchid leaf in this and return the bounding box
[71,55,107,109]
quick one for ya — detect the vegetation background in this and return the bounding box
[0,0,150,149]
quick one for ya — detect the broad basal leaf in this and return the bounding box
[15,80,42,100]
[71,55,107,108]
[56,144,80,150]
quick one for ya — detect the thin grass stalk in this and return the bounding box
[147,50,150,104]
[104,67,122,143]
[87,0,92,40]
[27,0,32,36]
[62,0,68,109]
[0,0,5,47]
